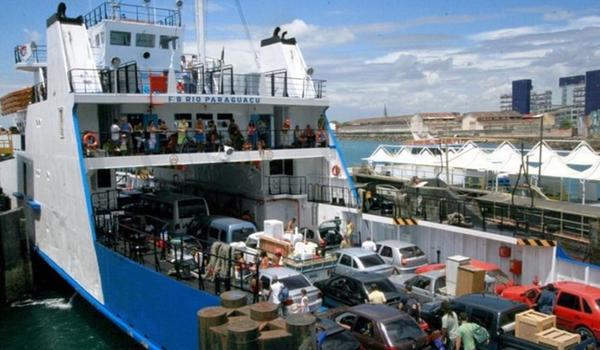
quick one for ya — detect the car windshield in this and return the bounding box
[487,269,510,285]
[364,279,397,294]
[360,254,386,267]
[178,199,207,219]
[596,299,600,309]
[382,318,424,344]
[231,227,255,242]
[399,246,424,258]
[280,275,311,290]
[320,329,360,350]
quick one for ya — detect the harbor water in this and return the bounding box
[0,139,378,350]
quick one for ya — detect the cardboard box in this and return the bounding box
[455,264,485,296]
[536,327,581,350]
[264,220,284,240]
[515,310,556,342]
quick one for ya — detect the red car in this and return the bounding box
[415,259,514,294]
[501,281,600,340]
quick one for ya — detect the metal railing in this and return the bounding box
[84,2,181,28]
[80,127,328,157]
[14,45,46,64]
[307,183,358,208]
[31,82,47,103]
[68,67,326,99]
[267,176,307,195]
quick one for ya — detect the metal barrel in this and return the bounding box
[249,301,279,322]
[285,313,317,350]
[227,317,259,350]
[198,306,228,350]
[221,290,249,309]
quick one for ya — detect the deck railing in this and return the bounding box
[267,176,307,195]
[68,67,326,99]
[14,44,46,64]
[84,2,181,27]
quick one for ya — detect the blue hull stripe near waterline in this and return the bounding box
[72,104,97,241]
[34,247,162,350]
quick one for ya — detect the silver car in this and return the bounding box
[334,248,396,277]
[258,267,322,312]
[388,269,449,304]
[375,240,428,273]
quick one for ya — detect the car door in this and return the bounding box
[351,316,384,350]
[345,278,367,305]
[555,291,582,332]
[378,245,394,265]
[323,277,348,307]
[410,275,434,303]
[336,254,353,275]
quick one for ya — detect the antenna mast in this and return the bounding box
[195,0,207,65]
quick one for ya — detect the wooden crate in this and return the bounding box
[455,264,485,296]
[259,235,292,257]
[515,310,556,342]
[536,327,581,350]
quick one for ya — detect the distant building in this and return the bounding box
[512,79,532,114]
[530,90,552,113]
[462,111,522,131]
[500,94,512,111]
[559,75,585,105]
[410,112,461,136]
[585,69,600,116]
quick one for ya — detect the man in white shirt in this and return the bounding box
[268,276,285,315]
[110,119,120,151]
[361,237,377,252]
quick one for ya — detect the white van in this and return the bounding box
[140,192,209,232]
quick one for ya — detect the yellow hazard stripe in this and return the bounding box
[393,217,417,225]
[516,238,556,247]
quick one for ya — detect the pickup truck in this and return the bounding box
[420,293,597,350]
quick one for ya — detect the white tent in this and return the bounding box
[364,146,395,163]
[526,141,557,166]
[529,155,585,179]
[563,141,600,168]
[449,145,492,171]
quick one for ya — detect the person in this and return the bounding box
[159,225,169,261]
[241,210,253,223]
[177,119,188,149]
[455,313,480,350]
[345,219,354,241]
[316,325,328,349]
[286,218,297,233]
[247,121,257,149]
[299,288,310,313]
[367,283,386,304]
[272,251,283,267]
[250,273,263,302]
[195,120,205,152]
[120,116,133,153]
[538,283,557,315]
[340,236,351,249]
[316,127,327,147]
[257,119,267,145]
[110,118,121,152]
[441,300,459,350]
[282,117,291,147]
[361,236,377,252]
[147,121,158,154]
[180,55,191,92]
[158,119,169,153]
[399,285,421,322]
[259,251,270,270]
[293,125,302,147]
[133,122,145,153]
[268,276,284,311]
[305,124,315,147]
[234,251,247,281]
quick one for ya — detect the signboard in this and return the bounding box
[167,95,261,104]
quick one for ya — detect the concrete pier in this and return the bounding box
[0,208,32,304]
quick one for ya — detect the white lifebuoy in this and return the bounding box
[331,165,341,177]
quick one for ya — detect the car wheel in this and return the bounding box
[575,326,594,341]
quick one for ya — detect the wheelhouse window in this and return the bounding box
[136,33,155,48]
[110,31,131,46]
[160,35,178,49]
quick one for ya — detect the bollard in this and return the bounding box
[198,306,228,350]
[221,290,249,309]
[258,329,293,350]
[227,317,259,350]
[249,302,279,322]
[286,313,316,350]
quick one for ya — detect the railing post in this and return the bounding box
[229,67,235,95]
[271,73,275,96]
[283,71,289,97]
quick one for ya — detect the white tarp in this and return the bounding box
[529,155,585,179]
[526,141,557,165]
[563,141,600,167]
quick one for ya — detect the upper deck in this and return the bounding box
[84,2,181,28]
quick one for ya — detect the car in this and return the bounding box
[315,271,403,307]
[315,317,363,350]
[298,218,344,253]
[334,248,396,277]
[375,240,428,273]
[325,304,430,350]
[257,267,322,313]
[389,269,449,304]
[416,259,514,294]
[501,281,600,340]
[187,215,257,244]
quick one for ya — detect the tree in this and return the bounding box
[560,118,573,129]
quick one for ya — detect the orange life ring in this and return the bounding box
[19,45,27,57]
[83,132,99,149]
[331,165,341,177]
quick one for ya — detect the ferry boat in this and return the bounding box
[3,1,600,349]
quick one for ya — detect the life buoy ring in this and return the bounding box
[83,132,99,149]
[331,165,341,177]
[19,45,27,57]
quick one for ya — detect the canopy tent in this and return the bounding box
[449,145,492,171]
[563,141,600,168]
[363,146,395,163]
[528,155,585,179]
[526,141,558,166]
[486,141,523,174]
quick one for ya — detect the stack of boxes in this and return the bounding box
[515,310,581,349]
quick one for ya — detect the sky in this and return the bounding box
[2,0,600,121]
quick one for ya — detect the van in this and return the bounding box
[191,215,257,244]
[139,192,209,232]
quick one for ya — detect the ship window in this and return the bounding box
[196,113,213,121]
[160,35,178,49]
[110,31,131,46]
[136,33,155,48]
[95,34,100,47]
[269,159,293,176]
[175,113,192,128]
[97,169,111,188]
